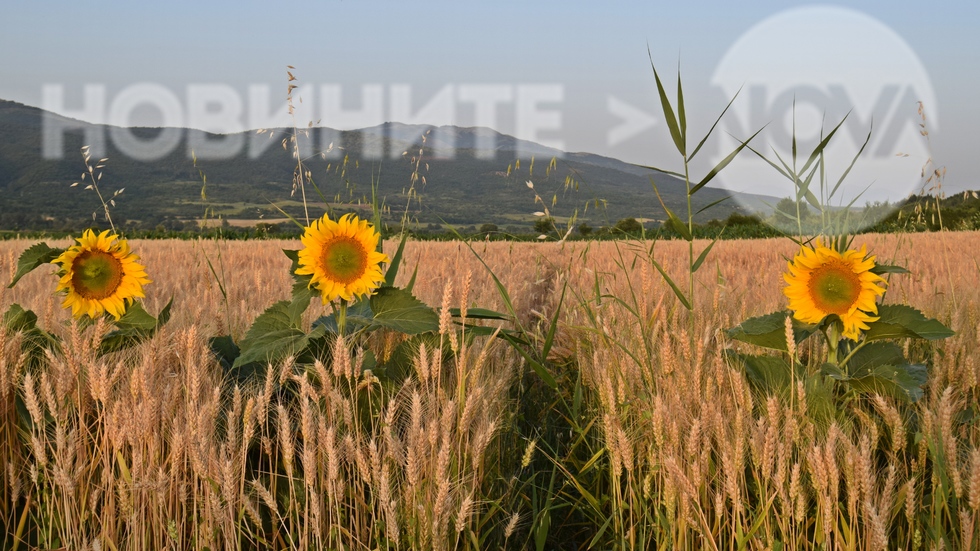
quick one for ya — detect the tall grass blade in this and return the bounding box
[799,113,849,174]
[797,164,822,211]
[676,63,687,142]
[745,143,792,181]
[648,51,685,156]
[830,122,873,200]
[692,237,720,272]
[650,256,691,310]
[690,126,765,195]
[634,164,686,179]
[204,255,228,302]
[695,195,730,215]
[652,182,692,241]
[690,84,743,161]
[541,284,566,360]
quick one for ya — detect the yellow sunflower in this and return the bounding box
[295,213,389,303]
[53,229,151,320]
[783,241,886,340]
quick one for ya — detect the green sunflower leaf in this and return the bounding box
[845,341,906,374]
[3,303,38,333]
[726,312,819,352]
[283,248,317,312]
[233,300,327,368]
[820,341,927,402]
[369,287,439,335]
[844,363,928,403]
[3,303,62,368]
[312,299,375,335]
[9,242,64,288]
[724,351,793,395]
[377,332,447,382]
[208,335,240,371]
[864,304,955,342]
[97,299,173,356]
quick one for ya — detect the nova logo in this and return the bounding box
[710,5,937,227]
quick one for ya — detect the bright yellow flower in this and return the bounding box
[783,241,886,341]
[53,229,151,320]
[295,213,389,303]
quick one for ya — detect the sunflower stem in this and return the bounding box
[337,300,348,337]
[837,339,869,372]
[825,322,842,365]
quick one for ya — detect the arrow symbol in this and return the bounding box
[607,96,657,146]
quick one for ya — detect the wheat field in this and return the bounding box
[2,231,979,550]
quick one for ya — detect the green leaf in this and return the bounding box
[690,125,765,195]
[203,255,227,302]
[745,142,792,182]
[369,287,440,335]
[822,341,926,402]
[405,263,419,293]
[9,242,64,288]
[3,304,61,368]
[829,122,873,200]
[676,64,687,144]
[384,232,409,287]
[819,362,847,380]
[650,256,691,310]
[500,331,556,389]
[97,299,173,356]
[208,335,240,370]
[234,300,325,368]
[846,341,906,374]
[651,181,691,241]
[689,84,743,161]
[666,208,691,240]
[846,364,928,403]
[726,351,793,395]
[541,284,565,360]
[449,307,510,321]
[378,332,445,382]
[649,55,685,156]
[726,312,819,352]
[691,238,718,273]
[283,248,317,313]
[864,304,955,342]
[694,195,731,216]
[312,298,374,335]
[633,164,686,179]
[799,114,848,175]
[870,264,910,276]
[3,303,38,333]
[795,164,823,212]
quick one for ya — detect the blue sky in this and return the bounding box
[2,0,977,200]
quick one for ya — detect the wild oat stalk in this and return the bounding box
[71,145,125,234]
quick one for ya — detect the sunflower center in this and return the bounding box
[70,250,124,300]
[807,259,863,315]
[320,236,369,284]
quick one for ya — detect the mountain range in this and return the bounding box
[0,98,775,231]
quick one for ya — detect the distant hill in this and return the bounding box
[0,98,774,231]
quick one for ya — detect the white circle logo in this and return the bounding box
[711,5,937,229]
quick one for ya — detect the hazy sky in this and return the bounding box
[2,0,977,202]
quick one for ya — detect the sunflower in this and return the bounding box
[783,241,886,341]
[53,229,151,320]
[295,213,389,303]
